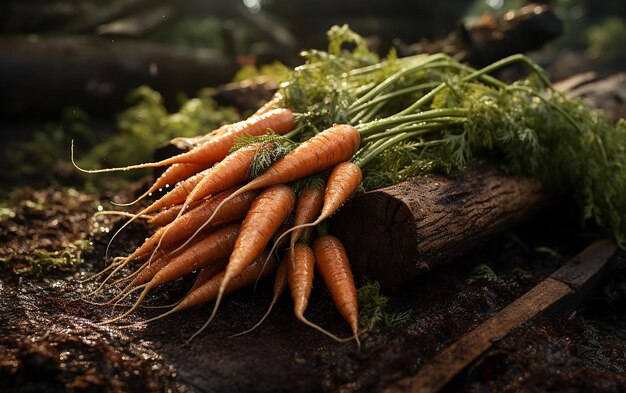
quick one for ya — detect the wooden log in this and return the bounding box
[0,35,235,119]
[411,4,563,68]
[384,240,618,393]
[330,163,547,288]
[554,71,626,122]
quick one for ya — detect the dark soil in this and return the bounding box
[1,187,625,392]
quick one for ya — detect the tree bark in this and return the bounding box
[330,163,547,288]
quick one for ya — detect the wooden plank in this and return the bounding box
[384,240,618,393]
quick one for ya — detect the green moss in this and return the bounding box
[1,87,241,195]
[80,86,241,180]
[0,207,16,223]
[2,239,94,278]
[357,279,411,331]
[465,264,498,285]
[588,17,626,66]
[232,61,292,83]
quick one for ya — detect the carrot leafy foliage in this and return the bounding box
[278,25,626,248]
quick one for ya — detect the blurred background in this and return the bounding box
[1,0,625,194]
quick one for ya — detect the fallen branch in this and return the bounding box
[1,35,235,119]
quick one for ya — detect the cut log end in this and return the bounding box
[330,190,419,287]
[331,164,547,287]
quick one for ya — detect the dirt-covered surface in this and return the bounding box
[1,187,625,392]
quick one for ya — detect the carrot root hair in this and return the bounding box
[93,211,153,220]
[97,282,154,325]
[298,315,355,343]
[71,140,167,173]
[83,283,147,307]
[117,303,182,329]
[228,293,280,338]
[185,284,227,344]
[77,256,125,284]
[109,187,154,207]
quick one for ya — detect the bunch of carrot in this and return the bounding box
[77,25,614,344]
[78,99,370,344]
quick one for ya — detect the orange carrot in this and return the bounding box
[272,162,362,250]
[289,186,325,252]
[113,162,210,208]
[317,162,363,221]
[101,223,240,324]
[129,188,258,261]
[202,185,296,332]
[184,143,260,204]
[313,235,360,346]
[72,108,295,173]
[288,243,315,318]
[172,108,294,166]
[139,167,212,215]
[131,251,277,337]
[245,124,360,190]
[287,243,351,342]
[146,200,204,227]
[201,124,360,233]
[98,188,258,291]
[189,259,229,293]
[149,223,239,288]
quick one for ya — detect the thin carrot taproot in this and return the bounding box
[93,210,153,221]
[129,251,277,335]
[313,235,360,346]
[112,162,210,208]
[95,188,258,292]
[101,223,240,324]
[230,252,289,337]
[71,108,295,173]
[201,185,296,333]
